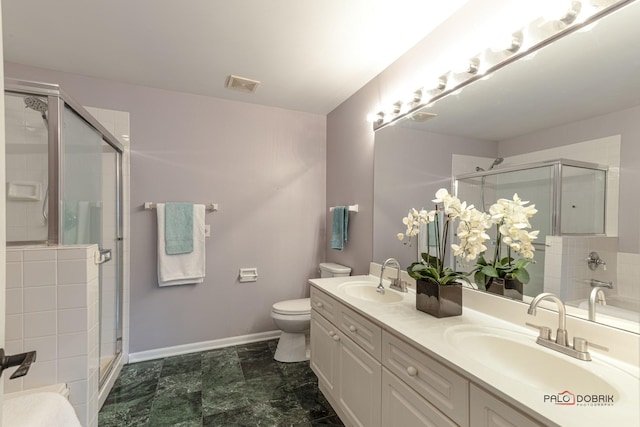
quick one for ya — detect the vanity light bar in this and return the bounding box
[370,0,631,131]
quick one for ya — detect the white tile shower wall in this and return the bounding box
[549,236,618,302]
[543,235,563,295]
[617,252,640,300]
[4,245,100,427]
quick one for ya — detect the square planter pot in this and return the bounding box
[486,278,523,301]
[416,279,462,318]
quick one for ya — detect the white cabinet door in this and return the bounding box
[338,332,382,427]
[382,368,458,427]
[470,384,544,427]
[310,310,340,395]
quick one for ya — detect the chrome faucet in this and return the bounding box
[526,292,608,361]
[378,258,404,294]
[528,292,568,346]
[588,287,607,321]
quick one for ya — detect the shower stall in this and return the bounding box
[454,159,608,296]
[4,78,124,387]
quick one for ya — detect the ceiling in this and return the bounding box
[1,0,469,114]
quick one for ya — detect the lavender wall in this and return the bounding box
[325,0,516,273]
[373,126,497,270]
[5,62,327,353]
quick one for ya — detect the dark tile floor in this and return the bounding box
[98,339,344,426]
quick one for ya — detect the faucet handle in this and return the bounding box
[525,322,552,340]
[573,337,609,353]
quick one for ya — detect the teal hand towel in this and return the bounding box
[165,202,194,255]
[330,206,349,250]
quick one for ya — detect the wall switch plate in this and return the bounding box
[205,224,211,237]
[239,267,258,282]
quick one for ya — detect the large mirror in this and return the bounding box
[373,0,640,333]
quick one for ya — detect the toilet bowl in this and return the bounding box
[271,298,312,362]
[271,262,351,363]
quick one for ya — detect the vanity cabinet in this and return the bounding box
[469,384,544,427]
[311,285,545,427]
[382,368,458,427]
[382,331,469,426]
[310,294,382,427]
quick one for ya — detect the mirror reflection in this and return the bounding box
[373,1,640,333]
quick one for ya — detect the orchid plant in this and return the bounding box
[472,194,539,288]
[397,189,492,286]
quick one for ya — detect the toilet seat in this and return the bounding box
[272,298,310,315]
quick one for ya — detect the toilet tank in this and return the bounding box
[319,262,351,278]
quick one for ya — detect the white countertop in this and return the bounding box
[309,274,640,427]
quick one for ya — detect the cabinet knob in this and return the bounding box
[332,335,340,342]
[316,302,324,308]
[349,325,357,333]
[328,330,335,337]
[406,366,418,377]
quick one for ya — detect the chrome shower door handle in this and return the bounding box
[95,248,112,264]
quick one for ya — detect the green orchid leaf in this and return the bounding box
[513,268,530,284]
[480,265,499,278]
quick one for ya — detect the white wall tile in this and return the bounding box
[68,379,88,405]
[58,284,88,309]
[58,259,88,285]
[58,308,88,334]
[23,261,57,287]
[6,288,23,315]
[22,360,57,390]
[57,247,91,260]
[6,314,24,341]
[23,286,57,312]
[23,335,57,362]
[6,261,23,288]
[24,311,57,338]
[59,332,89,358]
[6,249,23,262]
[4,375,23,394]
[58,355,88,382]
[23,248,56,261]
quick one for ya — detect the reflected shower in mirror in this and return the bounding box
[373,1,640,333]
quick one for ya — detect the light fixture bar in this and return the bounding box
[371,0,634,131]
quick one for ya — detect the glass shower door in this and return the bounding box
[61,106,122,383]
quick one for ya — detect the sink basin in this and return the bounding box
[445,325,624,397]
[338,281,404,303]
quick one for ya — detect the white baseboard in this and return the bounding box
[127,330,282,363]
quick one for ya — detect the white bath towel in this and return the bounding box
[3,392,82,427]
[157,203,206,286]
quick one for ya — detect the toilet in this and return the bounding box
[271,262,351,362]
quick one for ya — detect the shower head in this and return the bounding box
[24,96,48,113]
[490,157,504,169]
[24,96,48,125]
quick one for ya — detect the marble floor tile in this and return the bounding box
[100,339,344,427]
[160,352,203,377]
[147,391,203,427]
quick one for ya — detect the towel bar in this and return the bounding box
[144,202,219,212]
[329,204,358,213]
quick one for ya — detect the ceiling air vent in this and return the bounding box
[226,75,260,93]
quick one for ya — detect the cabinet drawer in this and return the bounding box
[383,332,469,427]
[311,287,338,322]
[382,368,457,427]
[337,303,382,360]
[470,384,544,427]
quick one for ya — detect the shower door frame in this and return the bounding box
[4,78,125,386]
